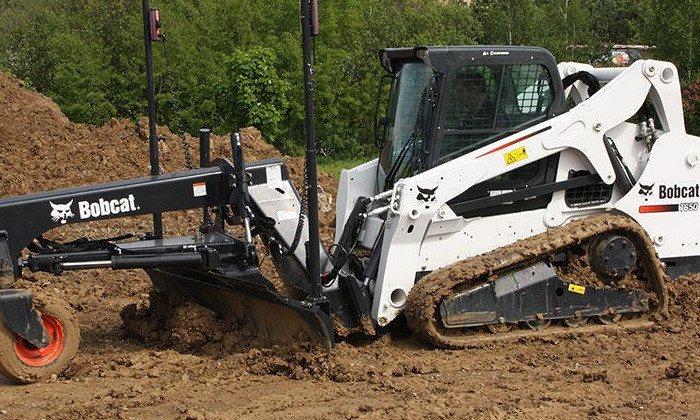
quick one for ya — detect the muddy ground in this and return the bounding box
[0,71,698,419]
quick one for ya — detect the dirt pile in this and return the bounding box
[0,70,282,197]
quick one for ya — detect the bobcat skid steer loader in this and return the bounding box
[0,9,697,383]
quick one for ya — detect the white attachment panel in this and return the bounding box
[335,159,379,244]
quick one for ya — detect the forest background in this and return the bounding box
[1,0,699,159]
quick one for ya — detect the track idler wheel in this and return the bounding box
[0,293,80,384]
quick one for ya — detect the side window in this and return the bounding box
[513,64,553,115]
[444,66,497,130]
[438,64,553,164]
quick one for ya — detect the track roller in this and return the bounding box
[487,322,513,334]
[526,317,552,331]
[562,314,589,328]
[597,313,623,324]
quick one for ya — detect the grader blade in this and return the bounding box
[147,267,334,350]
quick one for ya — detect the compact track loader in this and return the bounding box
[1,11,699,382]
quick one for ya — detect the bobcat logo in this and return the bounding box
[50,200,75,224]
[638,183,654,201]
[417,186,437,203]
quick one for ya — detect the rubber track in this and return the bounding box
[404,214,670,349]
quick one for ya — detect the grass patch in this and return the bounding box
[318,156,373,177]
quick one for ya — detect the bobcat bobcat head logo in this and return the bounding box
[417,186,437,203]
[50,200,74,224]
[638,183,654,201]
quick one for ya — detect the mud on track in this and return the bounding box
[0,71,698,419]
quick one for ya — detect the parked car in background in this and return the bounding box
[592,44,655,67]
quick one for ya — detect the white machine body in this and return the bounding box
[336,59,700,326]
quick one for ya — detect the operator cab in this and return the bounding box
[375,46,568,194]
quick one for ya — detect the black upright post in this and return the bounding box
[142,0,163,238]
[199,128,211,167]
[199,129,212,232]
[300,0,322,301]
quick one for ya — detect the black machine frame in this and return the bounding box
[0,133,341,348]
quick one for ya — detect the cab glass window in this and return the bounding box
[439,64,553,164]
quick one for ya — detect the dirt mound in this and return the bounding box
[240,329,439,382]
[120,291,230,352]
[0,71,283,198]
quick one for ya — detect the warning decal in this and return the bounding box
[504,146,528,165]
[568,284,586,295]
[193,182,207,197]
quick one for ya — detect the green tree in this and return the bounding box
[0,1,61,91]
[583,0,651,45]
[19,0,700,160]
[48,31,117,123]
[536,0,592,61]
[216,47,291,144]
[645,0,700,79]
[471,0,540,45]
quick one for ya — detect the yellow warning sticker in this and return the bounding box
[568,284,586,295]
[504,146,528,165]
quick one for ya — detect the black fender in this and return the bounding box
[0,289,49,348]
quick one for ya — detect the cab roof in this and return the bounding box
[378,46,558,75]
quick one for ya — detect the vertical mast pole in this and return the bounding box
[300,0,322,300]
[142,0,163,237]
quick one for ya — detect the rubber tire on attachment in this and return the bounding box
[0,293,80,384]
